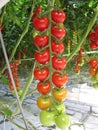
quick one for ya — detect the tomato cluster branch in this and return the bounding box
[67,5,98,63]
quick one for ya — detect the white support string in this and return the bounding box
[0,31,29,130]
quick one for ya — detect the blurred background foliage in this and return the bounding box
[0,0,98,70]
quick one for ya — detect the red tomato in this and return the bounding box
[34,67,49,81]
[37,96,51,110]
[89,32,97,41]
[51,26,66,40]
[89,59,98,68]
[52,55,67,70]
[52,87,68,102]
[37,81,51,95]
[34,49,50,64]
[90,41,97,49]
[51,10,66,23]
[33,6,42,18]
[51,41,64,54]
[94,25,98,33]
[52,72,68,87]
[34,35,49,49]
[33,16,49,31]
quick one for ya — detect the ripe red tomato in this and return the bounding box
[52,72,68,87]
[90,41,97,49]
[34,35,49,49]
[51,41,64,54]
[34,67,49,81]
[52,55,67,70]
[34,49,50,64]
[37,96,51,110]
[33,16,49,31]
[52,87,68,102]
[37,81,51,95]
[51,10,66,23]
[89,32,97,41]
[94,25,98,33]
[89,59,98,68]
[51,26,66,40]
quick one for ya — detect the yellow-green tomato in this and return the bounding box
[51,103,66,114]
[40,110,55,126]
[55,113,70,129]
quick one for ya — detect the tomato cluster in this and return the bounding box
[89,58,98,88]
[32,6,70,129]
[89,24,98,50]
[7,61,20,91]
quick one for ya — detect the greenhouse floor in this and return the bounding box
[0,76,98,130]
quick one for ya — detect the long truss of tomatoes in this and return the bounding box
[7,61,20,91]
[32,6,70,129]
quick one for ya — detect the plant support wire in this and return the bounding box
[0,31,29,130]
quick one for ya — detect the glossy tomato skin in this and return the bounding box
[52,72,68,87]
[37,81,51,95]
[51,41,64,54]
[52,55,67,70]
[34,49,50,64]
[89,67,97,76]
[34,35,49,49]
[89,59,98,68]
[40,110,55,126]
[55,113,70,129]
[34,67,49,81]
[33,16,49,31]
[51,10,66,23]
[51,26,66,40]
[89,32,97,41]
[52,87,68,102]
[90,41,97,49]
[37,96,51,110]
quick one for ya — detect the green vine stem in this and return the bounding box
[67,5,98,63]
[1,3,34,74]
[20,62,36,103]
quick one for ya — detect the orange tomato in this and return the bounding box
[52,87,67,102]
[89,67,97,76]
[37,96,51,110]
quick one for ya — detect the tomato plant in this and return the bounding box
[33,16,49,31]
[34,67,49,81]
[51,10,66,23]
[37,96,51,110]
[52,72,68,87]
[52,55,67,70]
[37,81,51,95]
[51,41,64,54]
[51,26,66,40]
[34,35,49,49]
[34,49,50,64]
[52,87,68,102]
